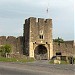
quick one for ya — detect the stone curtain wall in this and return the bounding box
[16,36,23,54]
[0,36,23,55]
[0,36,6,45]
[53,41,74,57]
[6,36,17,54]
[0,36,74,57]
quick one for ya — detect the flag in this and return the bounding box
[46,8,48,13]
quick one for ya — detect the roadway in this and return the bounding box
[0,61,75,75]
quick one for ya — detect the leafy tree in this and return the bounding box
[4,45,11,54]
[53,37,64,46]
[0,45,11,57]
[53,37,64,57]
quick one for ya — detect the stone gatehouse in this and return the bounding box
[23,17,53,60]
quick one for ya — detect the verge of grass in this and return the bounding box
[74,58,75,64]
[49,60,54,64]
[0,57,34,63]
[49,60,69,64]
[60,60,69,64]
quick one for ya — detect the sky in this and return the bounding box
[0,0,74,41]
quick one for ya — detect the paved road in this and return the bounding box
[0,61,75,75]
[0,66,49,75]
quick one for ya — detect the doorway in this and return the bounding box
[34,45,47,60]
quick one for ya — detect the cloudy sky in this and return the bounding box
[0,0,74,40]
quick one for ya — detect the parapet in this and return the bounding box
[0,36,6,45]
[24,17,52,27]
[0,36,6,39]
[7,36,16,39]
[17,36,23,42]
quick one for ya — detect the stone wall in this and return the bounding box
[16,36,23,54]
[0,36,6,45]
[53,40,74,57]
[23,19,30,55]
[6,36,17,54]
[0,36,23,55]
[0,36,74,58]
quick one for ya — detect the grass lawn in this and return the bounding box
[49,60,69,64]
[0,57,34,63]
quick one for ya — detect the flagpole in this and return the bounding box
[46,7,49,18]
[46,0,49,19]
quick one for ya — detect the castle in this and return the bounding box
[0,17,74,59]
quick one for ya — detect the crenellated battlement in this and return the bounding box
[25,17,52,28]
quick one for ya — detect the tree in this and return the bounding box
[53,37,64,56]
[0,45,11,57]
[53,37,64,46]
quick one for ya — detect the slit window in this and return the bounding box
[39,35,43,39]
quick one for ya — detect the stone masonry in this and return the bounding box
[0,36,23,55]
[53,41,74,57]
[23,17,53,60]
[0,17,74,59]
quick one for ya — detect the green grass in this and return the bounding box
[49,60,69,64]
[0,57,34,63]
[74,58,75,64]
[49,60,54,64]
[60,60,69,64]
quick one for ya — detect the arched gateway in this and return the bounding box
[34,45,47,60]
[23,17,53,60]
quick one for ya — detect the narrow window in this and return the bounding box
[39,30,44,39]
[41,35,43,39]
[39,35,43,39]
[39,35,41,39]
